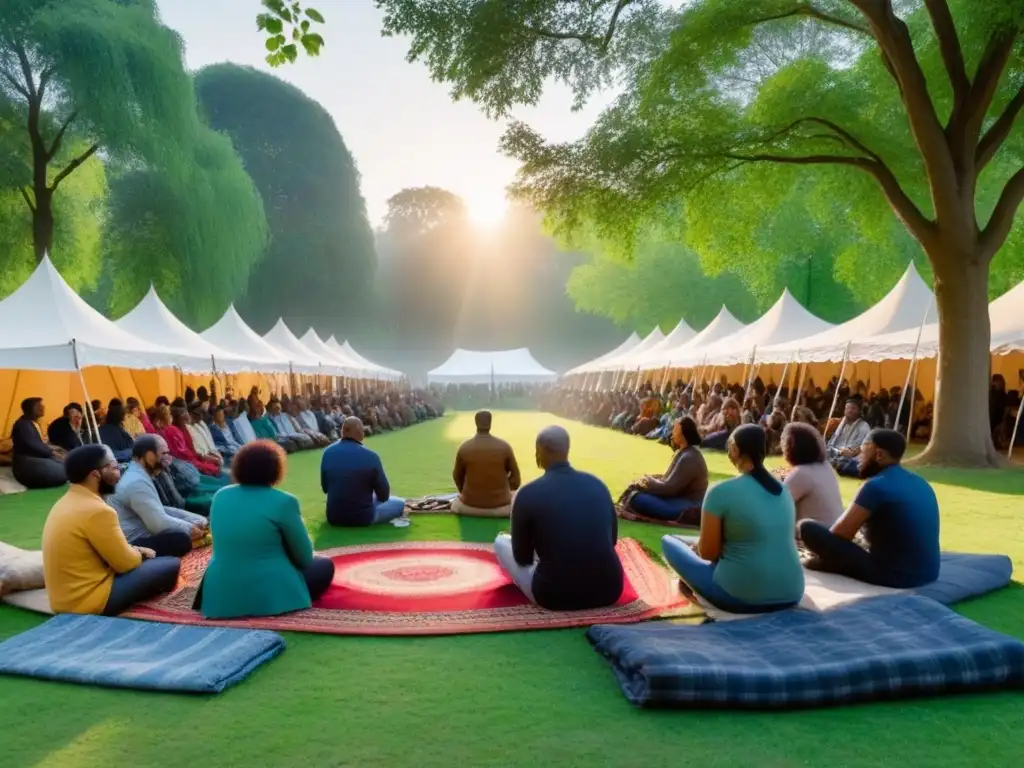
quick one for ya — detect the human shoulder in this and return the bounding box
[703,475,740,513]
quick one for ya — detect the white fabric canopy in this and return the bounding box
[299,330,364,376]
[115,286,257,373]
[326,337,403,381]
[200,306,291,373]
[0,257,212,372]
[263,319,336,374]
[758,263,936,363]
[566,333,641,375]
[596,327,665,371]
[685,291,833,367]
[428,348,557,384]
[628,319,697,369]
[639,306,746,370]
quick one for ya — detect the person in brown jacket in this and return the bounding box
[621,416,708,525]
[451,411,521,518]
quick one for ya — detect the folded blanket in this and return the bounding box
[587,594,1024,708]
[0,614,284,693]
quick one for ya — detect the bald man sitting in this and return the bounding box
[451,411,521,518]
[494,426,624,611]
[321,417,405,526]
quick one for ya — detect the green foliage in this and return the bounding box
[257,0,325,66]
[194,64,375,334]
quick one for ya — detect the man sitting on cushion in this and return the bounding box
[494,426,623,610]
[321,417,405,526]
[799,428,940,588]
[11,397,66,489]
[42,444,181,616]
[452,411,521,518]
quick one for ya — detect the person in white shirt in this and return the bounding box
[827,399,871,477]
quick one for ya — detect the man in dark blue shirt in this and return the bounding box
[321,417,405,526]
[494,425,623,610]
[799,428,940,588]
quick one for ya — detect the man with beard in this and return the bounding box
[42,445,181,615]
[109,435,208,558]
[798,429,940,588]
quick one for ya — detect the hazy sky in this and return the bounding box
[158,0,611,226]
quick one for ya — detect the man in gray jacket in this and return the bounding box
[108,435,208,558]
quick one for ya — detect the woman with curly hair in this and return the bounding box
[781,422,844,529]
[195,441,335,619]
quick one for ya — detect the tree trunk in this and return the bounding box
[911,250,1003,467]
[31,186,54,264]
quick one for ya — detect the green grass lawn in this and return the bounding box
[1,411,1022,768]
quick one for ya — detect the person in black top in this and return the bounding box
[11,397,66,489]
[494,425,623,610]
[47,402,90,453]
[98,399,134,463]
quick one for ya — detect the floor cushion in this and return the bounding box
[0,542,44,597]
[587,594,1024,709]
[0,614,284,693]
[1,588,52,614]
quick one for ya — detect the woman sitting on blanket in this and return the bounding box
[781,422,843,531]
[194,441,335,619]
[620,417,708,526]
[661,424,805,614]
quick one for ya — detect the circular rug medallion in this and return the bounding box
[334,553,510,598]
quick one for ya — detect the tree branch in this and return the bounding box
[964,30,1018,146]
[923,0,968,101]
[49,143,99,191]
[976,85,1024,174]
[0,66,29,99]
[980,165,1024,261]
[46,110,78,161]
[751,4,870,35]
[525,0,635,51]
[19,186,35,213]
[14,44,37,99]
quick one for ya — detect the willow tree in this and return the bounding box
[0,0,212,262]
[379,0,1024,466]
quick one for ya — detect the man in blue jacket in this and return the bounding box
[321,417,405,526]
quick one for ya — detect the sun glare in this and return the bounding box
[467,196,508,231]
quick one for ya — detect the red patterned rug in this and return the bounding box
[124,539,700,636]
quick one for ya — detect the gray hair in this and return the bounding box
[537,425,570,455]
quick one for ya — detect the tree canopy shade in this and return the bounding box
[195,64,376,335]
[377,0,1024,467]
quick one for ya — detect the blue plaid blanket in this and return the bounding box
[587,594,1024,708]
[0,614,284,694]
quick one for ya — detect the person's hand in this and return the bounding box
[136,546,156,559]
[190,524,207,539]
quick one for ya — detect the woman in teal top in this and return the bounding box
[194,441,336,619]
[662,424,804,613]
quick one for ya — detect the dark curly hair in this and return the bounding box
[781,422,827,466]
[231,440,287,487]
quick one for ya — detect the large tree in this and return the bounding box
[195,64,376,334]
[377,0,1024,466]
[0,0,231,263]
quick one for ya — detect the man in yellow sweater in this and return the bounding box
[42,444,182,616]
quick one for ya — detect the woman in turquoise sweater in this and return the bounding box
[195,441,335,619]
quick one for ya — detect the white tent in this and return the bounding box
[628,319,697,369]
[597,327,665,371]
[989,280,1024,355]
[331,337,403,381]
[299,329,364,376]
[263,319,336,374]
[428,348,557,384]
[688,290,834,367]
[200,306,291,373]
[0,256,210,372]
[566,332,641,375]
[639,306,747,370]
[115,286,257,373]
[759,263,936,363]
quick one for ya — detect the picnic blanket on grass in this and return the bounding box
[0,614,284,693]
[587,594,1024,709]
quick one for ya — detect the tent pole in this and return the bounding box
[1,368,21,440]
[825,341,853,428]
[71,341,100,443]
[659,361,672,394]
[743,346,759,399]
[895,296,935,434]
[791,362,808,421]
[776,352,794,405]
[1009,394,1023,460]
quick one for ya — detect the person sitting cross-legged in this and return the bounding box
[452,410,521,518]
[494,426,623,610]
[11,397,67,489]
[98,399,135,463]
[799,428,940,589]
[827,398,871,477]
[661,425,804,614]
[47,402,90,453]
[42,445,181,616]
[109,435,209,558]
[195,441,336,619]
[621,416,708,525]
[321,417,405,526]
[269,399,314,450]
[781,422,844,531]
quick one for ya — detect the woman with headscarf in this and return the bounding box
[661,424,804,613]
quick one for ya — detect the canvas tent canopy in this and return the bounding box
[596,327,665,371]
[428,348,557,384]
[263,319,338,374]
[566,332,641,375]
[298,329,365,376]
[200,306,291,373]
[637,307,746,371]
[758,263,936,364]
[626,319,697,369]
[327,336,403,381]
